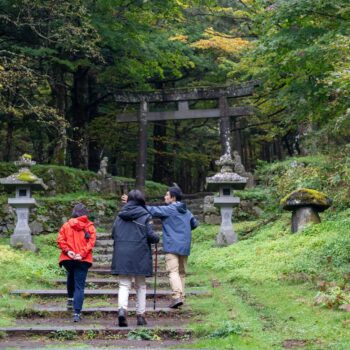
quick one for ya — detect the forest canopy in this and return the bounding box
[1,0,349,192]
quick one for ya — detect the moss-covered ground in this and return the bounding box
[185,217,350,349]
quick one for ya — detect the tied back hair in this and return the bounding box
[127,189,146,206]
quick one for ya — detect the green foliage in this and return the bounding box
[232,0,350,146]
[127,329,160,341]
[255,152,350,210]
[314,285,350,310]
[49,330,78,341]
[0,162,167,197]
[207,321,245,338]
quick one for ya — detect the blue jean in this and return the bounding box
[61,260,90,314]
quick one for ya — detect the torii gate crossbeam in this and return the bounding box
[114,81,259,192]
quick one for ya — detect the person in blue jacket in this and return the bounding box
[123,186,198,308]
[112,189,159,327]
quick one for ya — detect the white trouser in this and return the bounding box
[118,275,146,315]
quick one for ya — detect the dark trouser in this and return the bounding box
[61,260,90,314]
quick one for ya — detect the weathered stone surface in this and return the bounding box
[88,179,102,193]
[291,207,321,233]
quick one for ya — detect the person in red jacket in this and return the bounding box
[57,203,96,322]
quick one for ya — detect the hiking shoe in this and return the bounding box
[168,298,183,309]
[136,314,147,326]
[73,313,81,322]
[118,308,128,327]
[67,298,73,311]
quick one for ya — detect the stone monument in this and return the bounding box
[281,188,332,233]
[0,154,47,251]
[206,151,247,246]
[97,157,109,178]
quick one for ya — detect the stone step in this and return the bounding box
[93,245,114,254]
[23,306,180,315]
[89,268,169,277]
[11,289,206,298]
[28,297,176,309]
[53,277,170,288]
[94,239,114,247]
[94,241,166,256]
[96,232,111,240]
[93,246,166,256]
[94,254,165,263]
[89,259,166,270]
[0,325,191,338]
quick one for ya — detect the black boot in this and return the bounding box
[136,314,147,326]
[168,298,183,309]
[118,308,128,327]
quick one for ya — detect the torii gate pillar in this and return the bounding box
[135,99,148,193]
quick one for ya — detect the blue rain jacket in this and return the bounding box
[146,202,198,256]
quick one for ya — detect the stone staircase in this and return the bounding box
[0,230,207,349]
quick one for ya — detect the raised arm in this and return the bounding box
[146,204,172,218]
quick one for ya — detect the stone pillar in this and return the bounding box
[135,99,148,193]
[10,205,36,251]
[291,207,321,233]
[219,96,232,156]
[216,206,237,246]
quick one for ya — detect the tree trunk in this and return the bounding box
[88,71,100,172]
[51,65,67,165]
[152,120,168,183]
[70,66,90,169]
[4,117,14,162]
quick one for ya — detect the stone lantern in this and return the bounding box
[281,188,332,233]
[206,152,247,246]
[0,155,47,251]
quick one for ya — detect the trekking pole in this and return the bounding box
[153,243,158,310]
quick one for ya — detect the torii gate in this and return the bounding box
[114,81,259,191]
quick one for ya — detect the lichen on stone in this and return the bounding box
[280,188,332,212]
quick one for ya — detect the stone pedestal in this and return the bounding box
[291,207,321,233]
[9,196,37,251]
[214,196,240,246]
[216,206,236,245]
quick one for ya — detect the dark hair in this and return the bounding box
[72,203,89,218]
[168,186,182,201]
[127,189,146,206]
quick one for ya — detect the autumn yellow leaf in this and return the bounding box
[190,27,250,54]
[169,34,189,43]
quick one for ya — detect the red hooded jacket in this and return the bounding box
[57,216,96,265]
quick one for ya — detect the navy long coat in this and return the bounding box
[111,201,159,277]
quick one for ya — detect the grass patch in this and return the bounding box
[0,233,62,326]
[187,213,350,349]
